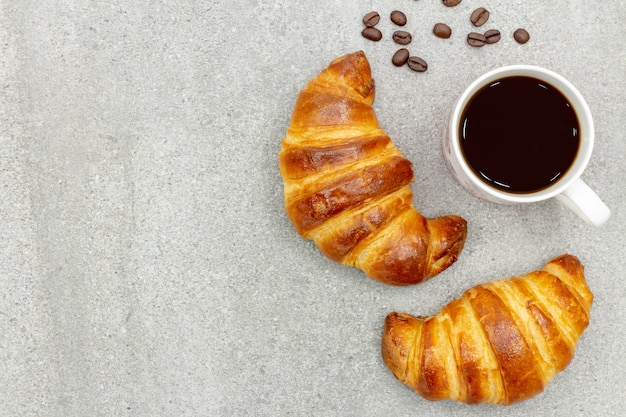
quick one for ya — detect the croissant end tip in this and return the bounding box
[548,253,581,272]
[381,312,423,383]
[326,51,375,101]
[427,215,468,277]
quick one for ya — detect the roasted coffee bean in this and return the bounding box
[407,56,428,72]
[390,10,407,26]
[392,48,410,67]
[361,27,383,41]
[363,11,380,27]
[467,32,487,47]
[442,0,462,7]
[484,29,501,44]
[433,23,452,39]
[392,30,412,45]
[470,7,490,27]
[514,28,530,44]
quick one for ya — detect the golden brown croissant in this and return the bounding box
[278,51,467,286]
[382,254,593,405]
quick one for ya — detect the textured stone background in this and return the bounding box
[1,0,625,416]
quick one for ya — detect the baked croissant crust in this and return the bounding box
[382,254,593,405]
[279,51,467,286]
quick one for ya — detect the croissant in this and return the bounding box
[278,51,467,286]
[382,254,593,405]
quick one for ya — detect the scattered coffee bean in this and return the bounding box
[358,6,530,72]
[433,23,452,39]
[514,28,530,44]
[470,7,490,27]
[390,10,407,26]
[467,32,487,47]
[392,30,412,45]
[407,56,428,72]
[392,48,410,67]
[484,29,501,44]
[363,11,380,27]
[362,27,383,41]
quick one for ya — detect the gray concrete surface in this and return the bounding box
[1,0,625,416]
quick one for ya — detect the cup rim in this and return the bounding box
[449,64,594,203]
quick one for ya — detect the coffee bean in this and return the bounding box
[362,27,383,41]
[442,0,462,7]
[433,23,452,39]
[390,10,407,26]
[484,29,501,44]
[514,28,530,44]
[363,11,380,27]
[470,7,490,27]
[392,30,412,45]
[407,56,428,72]
[467,32,487,47]
[392,48,410,67]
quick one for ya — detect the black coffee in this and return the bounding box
[459,76,580,193]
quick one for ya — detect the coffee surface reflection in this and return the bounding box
[459,76,580,193]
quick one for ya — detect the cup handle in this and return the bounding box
[555,178,611,226]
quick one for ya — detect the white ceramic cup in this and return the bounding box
[442,65,610,227]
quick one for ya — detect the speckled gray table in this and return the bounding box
[1,1,625,416]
